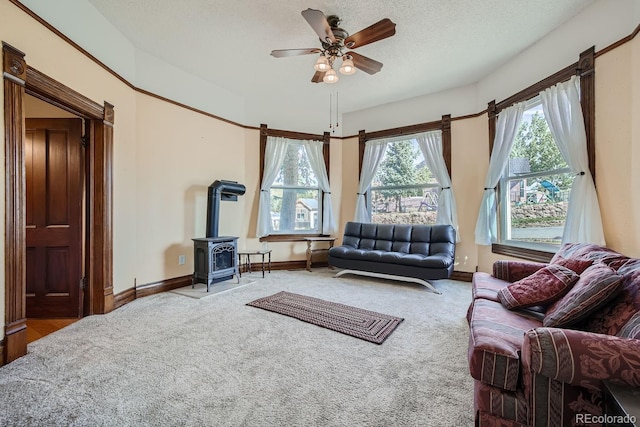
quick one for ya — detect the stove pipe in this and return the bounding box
[206,180,246,238]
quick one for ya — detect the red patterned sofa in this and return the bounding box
[467,243,640,426]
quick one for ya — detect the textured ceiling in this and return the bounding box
[83,0,595,124]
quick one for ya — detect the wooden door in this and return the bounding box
[25,118,84,318]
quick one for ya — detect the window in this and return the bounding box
[499,98,574,248]
[258,125,331,239]
[488,47,596,260]
[268,142,321,234]
[369,137,439,225]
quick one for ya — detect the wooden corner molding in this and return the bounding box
[104,101,114,125]
[441,114,452,176]
[2,42,26,84]
[578,46,595,77]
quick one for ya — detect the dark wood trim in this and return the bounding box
[491,244,554,263]
[0,340,4,366]
[360,119,441,141]
[260,234,328,243]
[358,130,366,174]
[3,42,114,366]
[451,110,487,122]
[26,67,104,118]
[113,287,136,310]
[135,88,252,130]
[270,260,309,271]
[7,0,134,90]
[487,100,496,155]
[88,102,115,314]
[442,114,452,177]
[450,271,473,282]
[260,124,329,141]
[259,124,267,185]
[495,62,578,113]
[579,47,596,182]
[323,131,330,183]
[595,22,640,58]
[135,275,193,299]
[115,266,324,309]
[3,42,27,364]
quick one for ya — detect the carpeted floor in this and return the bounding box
[0,268,474,426]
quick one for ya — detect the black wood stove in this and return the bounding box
[192,180,245,291]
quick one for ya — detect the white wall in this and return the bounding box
[477,0,638,110]
[18,0,136,83]
[344,0,639,134]
[342,84,477,135]
[135,50,247,126]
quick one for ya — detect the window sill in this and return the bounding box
[492,243,555,263]
[260,234,330,243]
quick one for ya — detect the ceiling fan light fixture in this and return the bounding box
[323,68,339,84]
[339,57,356,75]
[314,55,330,72]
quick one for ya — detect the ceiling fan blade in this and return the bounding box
[311,70,326,83]
[271,48,322,58]
[348,52,383,75]
[301,8,336,43]
[344,18,396,49]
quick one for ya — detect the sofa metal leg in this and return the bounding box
[333,269,442,294]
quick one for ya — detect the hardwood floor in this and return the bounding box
[26,318,79,344]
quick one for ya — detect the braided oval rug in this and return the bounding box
[247,291,404,344]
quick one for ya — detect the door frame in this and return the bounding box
[3,42,114,364]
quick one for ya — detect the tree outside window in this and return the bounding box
[369,138,437,225]
[270,143,320,233]
[501,100,574,246]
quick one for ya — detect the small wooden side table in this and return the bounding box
[304,237,336,271]
[238,249,272,278]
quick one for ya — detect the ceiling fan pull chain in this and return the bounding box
[335,92,339,131]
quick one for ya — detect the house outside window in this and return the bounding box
[269,143,321,234]
[369,137,438,225]
[499,97,574,248]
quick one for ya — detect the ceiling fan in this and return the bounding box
[270,9,396,84]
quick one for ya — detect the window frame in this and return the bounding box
[488,47,595,261]
[259,124,330,241]
[358,115,452,222]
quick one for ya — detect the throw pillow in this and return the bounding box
[551,256,593,275]
[497,264,579,310]
[544,263,623,328]
[617,312,640,340]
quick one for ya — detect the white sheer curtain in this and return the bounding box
[354,139,388,222]
[475,102,526,245]
[302,140,336,235]
[416,130,460,242]
[257,136,288,237]
[540,75,605,245]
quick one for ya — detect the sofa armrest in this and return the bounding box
[523,327,640,388]
[492,260,548,283]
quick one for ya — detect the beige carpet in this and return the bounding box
[0,268,474,426]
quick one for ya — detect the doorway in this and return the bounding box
[3,42,114,364]
[25,97,86,318]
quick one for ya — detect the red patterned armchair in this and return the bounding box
[467,243,640,426]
